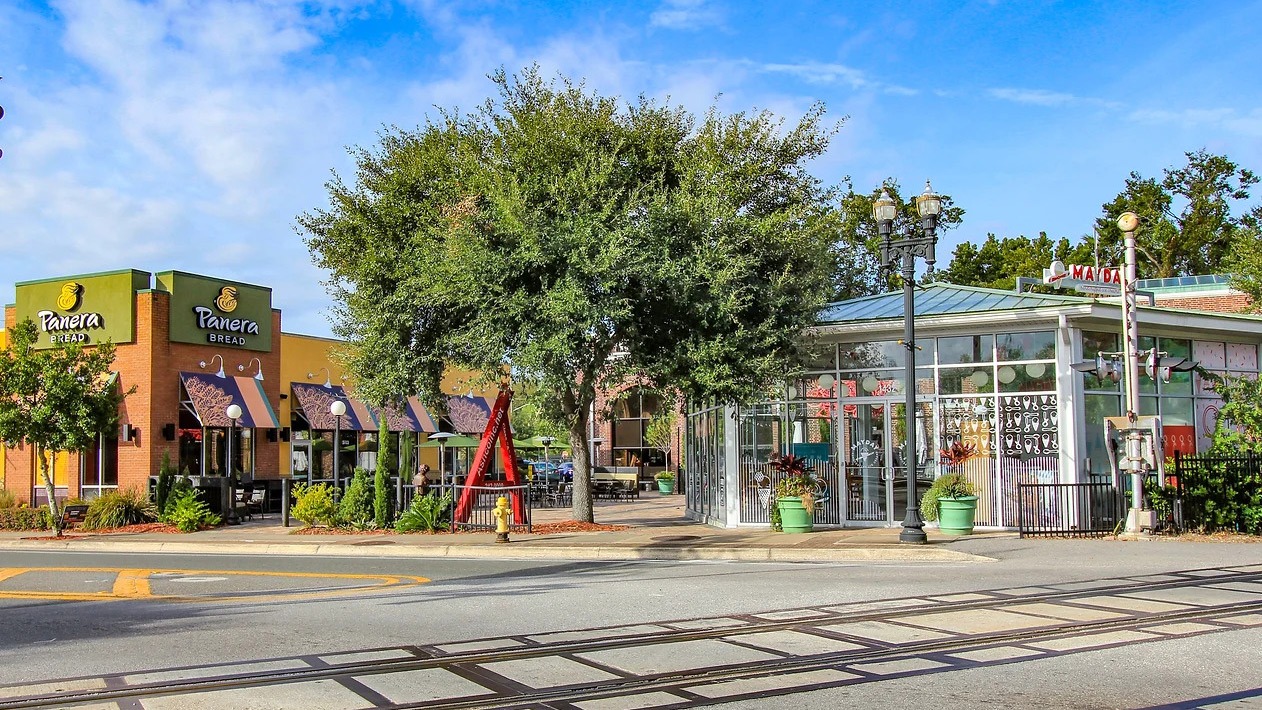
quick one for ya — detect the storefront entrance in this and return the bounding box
[841,400,934,526]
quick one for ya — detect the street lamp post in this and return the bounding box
[330,400,347,494]
[873,181,941,545]
[539,436,555,469]
[225,404,243,525]
[427,431,457,496]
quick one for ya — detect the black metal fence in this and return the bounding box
[1017,481,1123,537]
[450,484,532,532]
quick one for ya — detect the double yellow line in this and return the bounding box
[0,567,430,603]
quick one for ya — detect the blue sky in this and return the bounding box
[2,0,1260,337]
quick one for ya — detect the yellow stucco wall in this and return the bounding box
[277,332,493,476]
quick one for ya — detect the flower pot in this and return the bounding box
[937,495,978,535]
[656,479,675,494]
[776,496,814,533]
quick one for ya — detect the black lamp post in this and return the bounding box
[872,180,941,544]
[225,403,242,525]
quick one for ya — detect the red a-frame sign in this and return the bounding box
[454,387,525,524]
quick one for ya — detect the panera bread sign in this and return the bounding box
[158,271,272,352]
[14,270,146,349]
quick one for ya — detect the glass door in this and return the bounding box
[843,400,936,525]
[843,402,892,523]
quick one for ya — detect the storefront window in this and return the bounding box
[938,335,993,365]
[80,433,119,499]
[1083,331,1121,392]
[997,331,1055,361]
[938,366,995,395]
[997,362,1055,393]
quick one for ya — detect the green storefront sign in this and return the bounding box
[157,271,273,352]
[14,270,148,349]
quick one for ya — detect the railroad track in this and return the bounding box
[3,564,1260,709]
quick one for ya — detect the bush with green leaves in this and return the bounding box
[0,489,16,509]
[82,489,158,530]
[920,473,977,522]
[339,467,374,528]
[163,487,221,532]
[155,452,177,514]
[396,492,452,533]
[374,465,392,529]
[291,483,338,527]
[0,505,51,530]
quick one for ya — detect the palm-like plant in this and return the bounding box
[770,453,818,512]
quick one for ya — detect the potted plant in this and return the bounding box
[770,453,816,533]
[921,466,979,535]
[654,470,675,494]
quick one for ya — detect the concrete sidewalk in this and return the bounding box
[0,495,1000,563]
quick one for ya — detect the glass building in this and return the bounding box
[684,283,1262,528]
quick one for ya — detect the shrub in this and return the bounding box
[374,465,392,529]
[0,505,51,530]
[654,471,675,482]
[339,467,374,528]
[0,489,18,509]
[155,452,177,514]
[291,483,338,527]
[82,489,158,530]
[396,492,452,533]
[920,473,977,522]
[163,487,221,532]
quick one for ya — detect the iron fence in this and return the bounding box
[1017,481,1123,537]
[1172,451,1262,533]
[451,484,532,532]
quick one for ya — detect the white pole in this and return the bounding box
[1119,212,1146,531]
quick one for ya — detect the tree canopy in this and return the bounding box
[832,179,965,298]
[939,232,1094,291]
[0,319,123,534]
[300,68,842,521]
[1095,149,1258,279]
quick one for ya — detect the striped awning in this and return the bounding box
[376,397,441,433]
[290,382,377,431]
[179,372,280,429]
[445,394,493,434]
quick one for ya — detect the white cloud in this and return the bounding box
[988,87,1080,107]
[1129,107,1262,138]
[649,0,723,31]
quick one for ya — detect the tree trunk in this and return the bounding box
[40,446,63,537]
[568,416,594,523]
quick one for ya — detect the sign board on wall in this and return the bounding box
[157,271,273,352]
[1042,261,1122,296]
[14,270,148,349]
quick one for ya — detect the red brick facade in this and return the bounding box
[1154,292,1253,314]
[3,288,283,504]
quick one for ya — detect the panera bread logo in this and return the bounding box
[57,282,83,311]
[194,287,260,346]
[215,286,238,313]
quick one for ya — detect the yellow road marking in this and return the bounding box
[0,567,430,604]
[0,568,31,584]
[112,570,152,598]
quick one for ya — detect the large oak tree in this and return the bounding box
[300,69,841,522]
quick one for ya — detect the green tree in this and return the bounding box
[300,68,839,522]
[1096,150,1258,279]
[834,179,965,297]
[0,320,124,535]
[940,232,1095,290]
[644,407,679,474]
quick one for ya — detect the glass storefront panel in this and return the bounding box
[997,362,1055,393]
[997,331,1055,361]
[1083,393,1120,475]
[938,366,996,395]
[938,335,994,365]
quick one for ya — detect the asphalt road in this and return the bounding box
[0,537,1258,708]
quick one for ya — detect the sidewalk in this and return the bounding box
[0,495,1000,564]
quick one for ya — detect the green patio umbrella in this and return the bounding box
[416,435,481,448]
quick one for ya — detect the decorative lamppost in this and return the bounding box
[539,436,555,468]
[872,180,941,544]
[225,404,243,525]
[428,431,456,495]
[330,400,347,492]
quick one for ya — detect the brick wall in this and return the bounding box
[1155,292,1254,314]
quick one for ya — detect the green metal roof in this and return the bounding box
[818,283,1091,324]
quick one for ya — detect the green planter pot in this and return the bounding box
[656,480,675,494]
[776,496,814,533]
[937,495,979,535]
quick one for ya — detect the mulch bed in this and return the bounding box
[19,522,183,539]
[286,521,631,536]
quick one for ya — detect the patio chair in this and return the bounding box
[246,488,266,519]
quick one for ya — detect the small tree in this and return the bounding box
[644,407,679,475]
[0,320,124,536]
[374,463,392,529]
[339,467,374,527]
[155,452,177,515]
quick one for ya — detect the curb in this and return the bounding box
[0,539,995,563]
